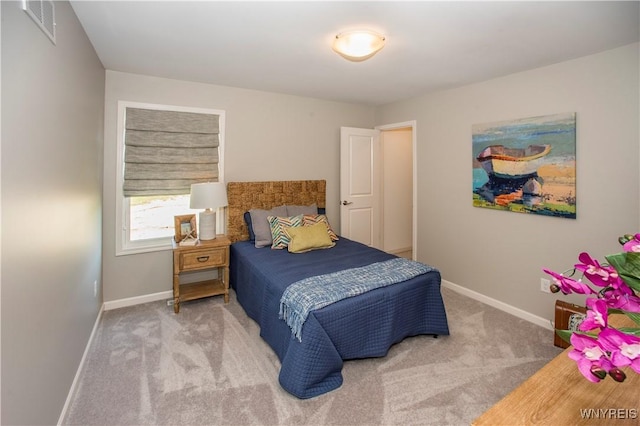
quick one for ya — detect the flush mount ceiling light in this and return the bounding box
[332,30,386,62]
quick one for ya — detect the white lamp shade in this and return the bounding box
[190,182,228,210]
[332,30,386,62]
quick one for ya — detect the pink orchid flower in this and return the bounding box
[579,298,608,331]
[574,252,619,288]
[622,233,640,252]
[601,286,640,313]
[543,268,596,295]
[568,333,612,383]
[544,233,640,384]
[607,275,631,292]
[598,328,640,374]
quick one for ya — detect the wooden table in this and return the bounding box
[172,235,230,313]
[473,315,639,425]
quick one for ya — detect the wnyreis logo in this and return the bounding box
[580,408,638,420]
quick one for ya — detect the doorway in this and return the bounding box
[378,122,415,260]
[380,126,414,259]
[340,121,416,259]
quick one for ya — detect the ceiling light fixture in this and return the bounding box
[332,30,386,62]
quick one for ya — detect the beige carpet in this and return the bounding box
[63,288,561,425]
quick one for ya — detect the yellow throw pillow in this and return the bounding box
[285,222,336,253]
[302,214,339,241]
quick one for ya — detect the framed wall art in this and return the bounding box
[472,112,576,219]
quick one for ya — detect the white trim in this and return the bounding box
[103,290,173,311]
[387,246,412,255]
[57,304,104,425]
[115,101,226,256]
[442,279,553,331]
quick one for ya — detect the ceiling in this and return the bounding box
[70,1,640,106]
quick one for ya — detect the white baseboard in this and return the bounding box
[387,246,412,255]
[103,290,173,311]
[442,279,553,331]
[57,303,104,426]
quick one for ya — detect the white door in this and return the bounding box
[340,127,382,248]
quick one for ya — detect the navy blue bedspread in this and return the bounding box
[229,237,450,398]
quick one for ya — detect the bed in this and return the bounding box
[227,180,449,398]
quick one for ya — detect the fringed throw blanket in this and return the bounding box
[279,257,436,341]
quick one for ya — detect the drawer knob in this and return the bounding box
[197,256,210,262]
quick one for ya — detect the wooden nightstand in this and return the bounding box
[172,235,230,313]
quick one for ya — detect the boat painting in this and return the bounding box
[472,112,576,219]
[476,144,551,179]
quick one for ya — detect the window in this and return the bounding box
[116,101,225,255]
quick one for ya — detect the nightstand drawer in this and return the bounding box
[180,247,227,271]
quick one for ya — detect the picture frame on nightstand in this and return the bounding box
[174,214,197,245]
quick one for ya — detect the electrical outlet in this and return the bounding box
[93,280,98,297]
[540,278,551,293]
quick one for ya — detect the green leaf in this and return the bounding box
[555,329,573,345]
[605,252,640,293]
[624,312,640,326]
[619,327,640,336]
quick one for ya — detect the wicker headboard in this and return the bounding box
[226,180,326,242]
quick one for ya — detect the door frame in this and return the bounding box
[376,120,417,260]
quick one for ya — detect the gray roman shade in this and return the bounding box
[123,107,220,197]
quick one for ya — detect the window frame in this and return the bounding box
[115,101,226,256]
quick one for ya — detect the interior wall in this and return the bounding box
[1,2,105,424]
[103,71,375,302]
[382,128,413,253]
[376,43,640,324]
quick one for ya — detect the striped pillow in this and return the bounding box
[303,214,339,241]
[268,215,303,249]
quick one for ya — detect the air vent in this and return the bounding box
[22,0,56,45]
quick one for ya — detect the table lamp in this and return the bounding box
[189,182,228,240]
